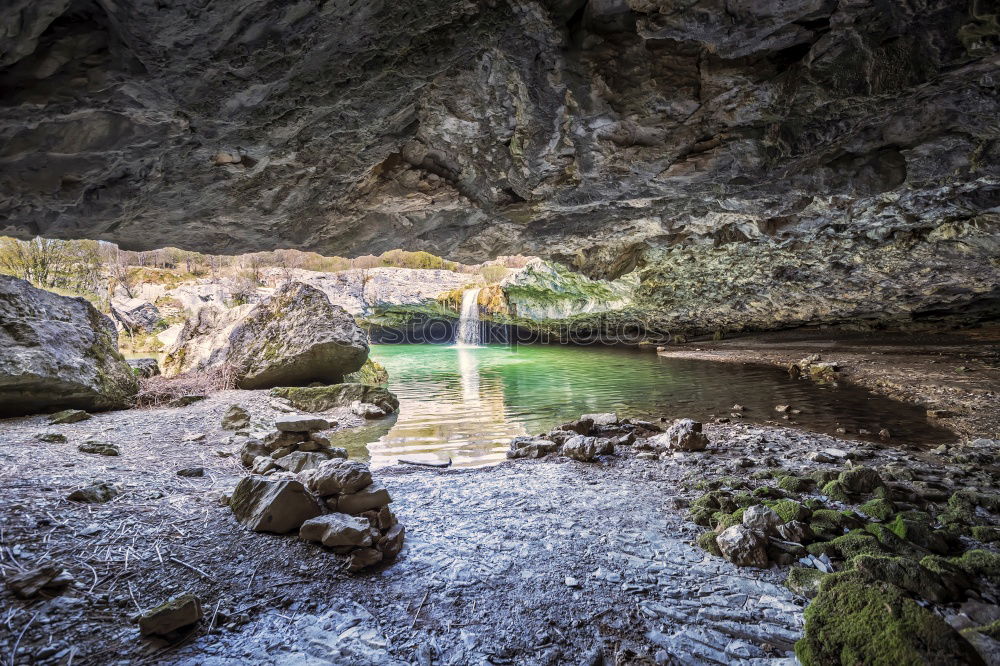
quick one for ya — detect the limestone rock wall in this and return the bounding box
[0,1,997,331]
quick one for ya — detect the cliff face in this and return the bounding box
[1,1,998,332]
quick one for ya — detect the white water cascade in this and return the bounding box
[456,288,483,346]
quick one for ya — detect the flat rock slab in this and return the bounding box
[275,415,331,433]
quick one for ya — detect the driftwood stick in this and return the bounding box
[398,458,452,469]
[167,557,215,582]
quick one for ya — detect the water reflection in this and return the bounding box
[366,346,527,468]
[362,344,954,469]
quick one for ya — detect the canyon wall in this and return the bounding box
[1,0,997,332]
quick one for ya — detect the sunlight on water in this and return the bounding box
[361,344,951,469]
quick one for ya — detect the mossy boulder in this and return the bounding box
[809,469,839,486]
[950,549,1000,585]
[711,511,741,531]
[971,526,1000,543]
[270,383,399,414]
[697,531,721,556]
[752,485,786,500]
[888,513,951,555]
[838,467,884,494]
[777,474,812,493]
[165,282,369,389]
[864,523,927,559]
[859,498,895,521]
[691,491,737,514]
[809,509,861,541]
[766,499,811,523]
[941,491,1000,526]
[831,530,894,560]
[821,480,851,502]
[851,555,960,603]
[795,574,986,665]
[343,358,389,385]
[786,567,827,599]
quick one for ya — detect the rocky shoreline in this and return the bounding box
[1,383,997,664]
[657,328,1000,442]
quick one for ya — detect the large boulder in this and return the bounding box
[269,383,399,414]
[0,275,139,415]
[163,282,369,389]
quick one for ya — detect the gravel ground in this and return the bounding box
[0,382,995,664]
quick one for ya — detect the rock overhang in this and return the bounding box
[0,0,997,330]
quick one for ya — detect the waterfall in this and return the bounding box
[456,288,482,346]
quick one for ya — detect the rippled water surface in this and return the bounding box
[354,344,950,467]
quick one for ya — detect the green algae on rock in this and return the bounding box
[795,575,986,666]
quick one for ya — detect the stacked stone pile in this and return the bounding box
[230,418,404,572]
[238,415,348,475]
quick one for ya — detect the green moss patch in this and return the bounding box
[777,474,813,493]
[859,498,895,521]
[950,549,1000,585]
[821,480,851,502]
[795,575,984,666]
[766,499,811,523]
[786,567,827,599]
[697,531,721,556]
[851,555,958,603]
[831,530,894,560]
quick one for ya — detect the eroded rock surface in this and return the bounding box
[0,2,996,333]
[162,281,368,388]
[0,276,138,415]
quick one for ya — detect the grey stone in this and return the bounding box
[78,441,119,456]
[137,593,202,637]
[347,548,383,572]
[273,451,330,474]
[36,432,67,443]
[561,435,603,462]
[742,505,782,536]
[0,277,138,416]
[649,419,710,451]
[716,525,769,568]
[376,523,405,560]
[582,412,618,426]
[176,467,205,477]
[300,459,372,497]
[49,409,91,425]
[230,476,325,534]
[335,482,392,515]
[67,482,119,503]
[239,438,269,467]
[221,405,250,430]
[299,513,372,548]
[275,415,330,433]
[507,437,560,459]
